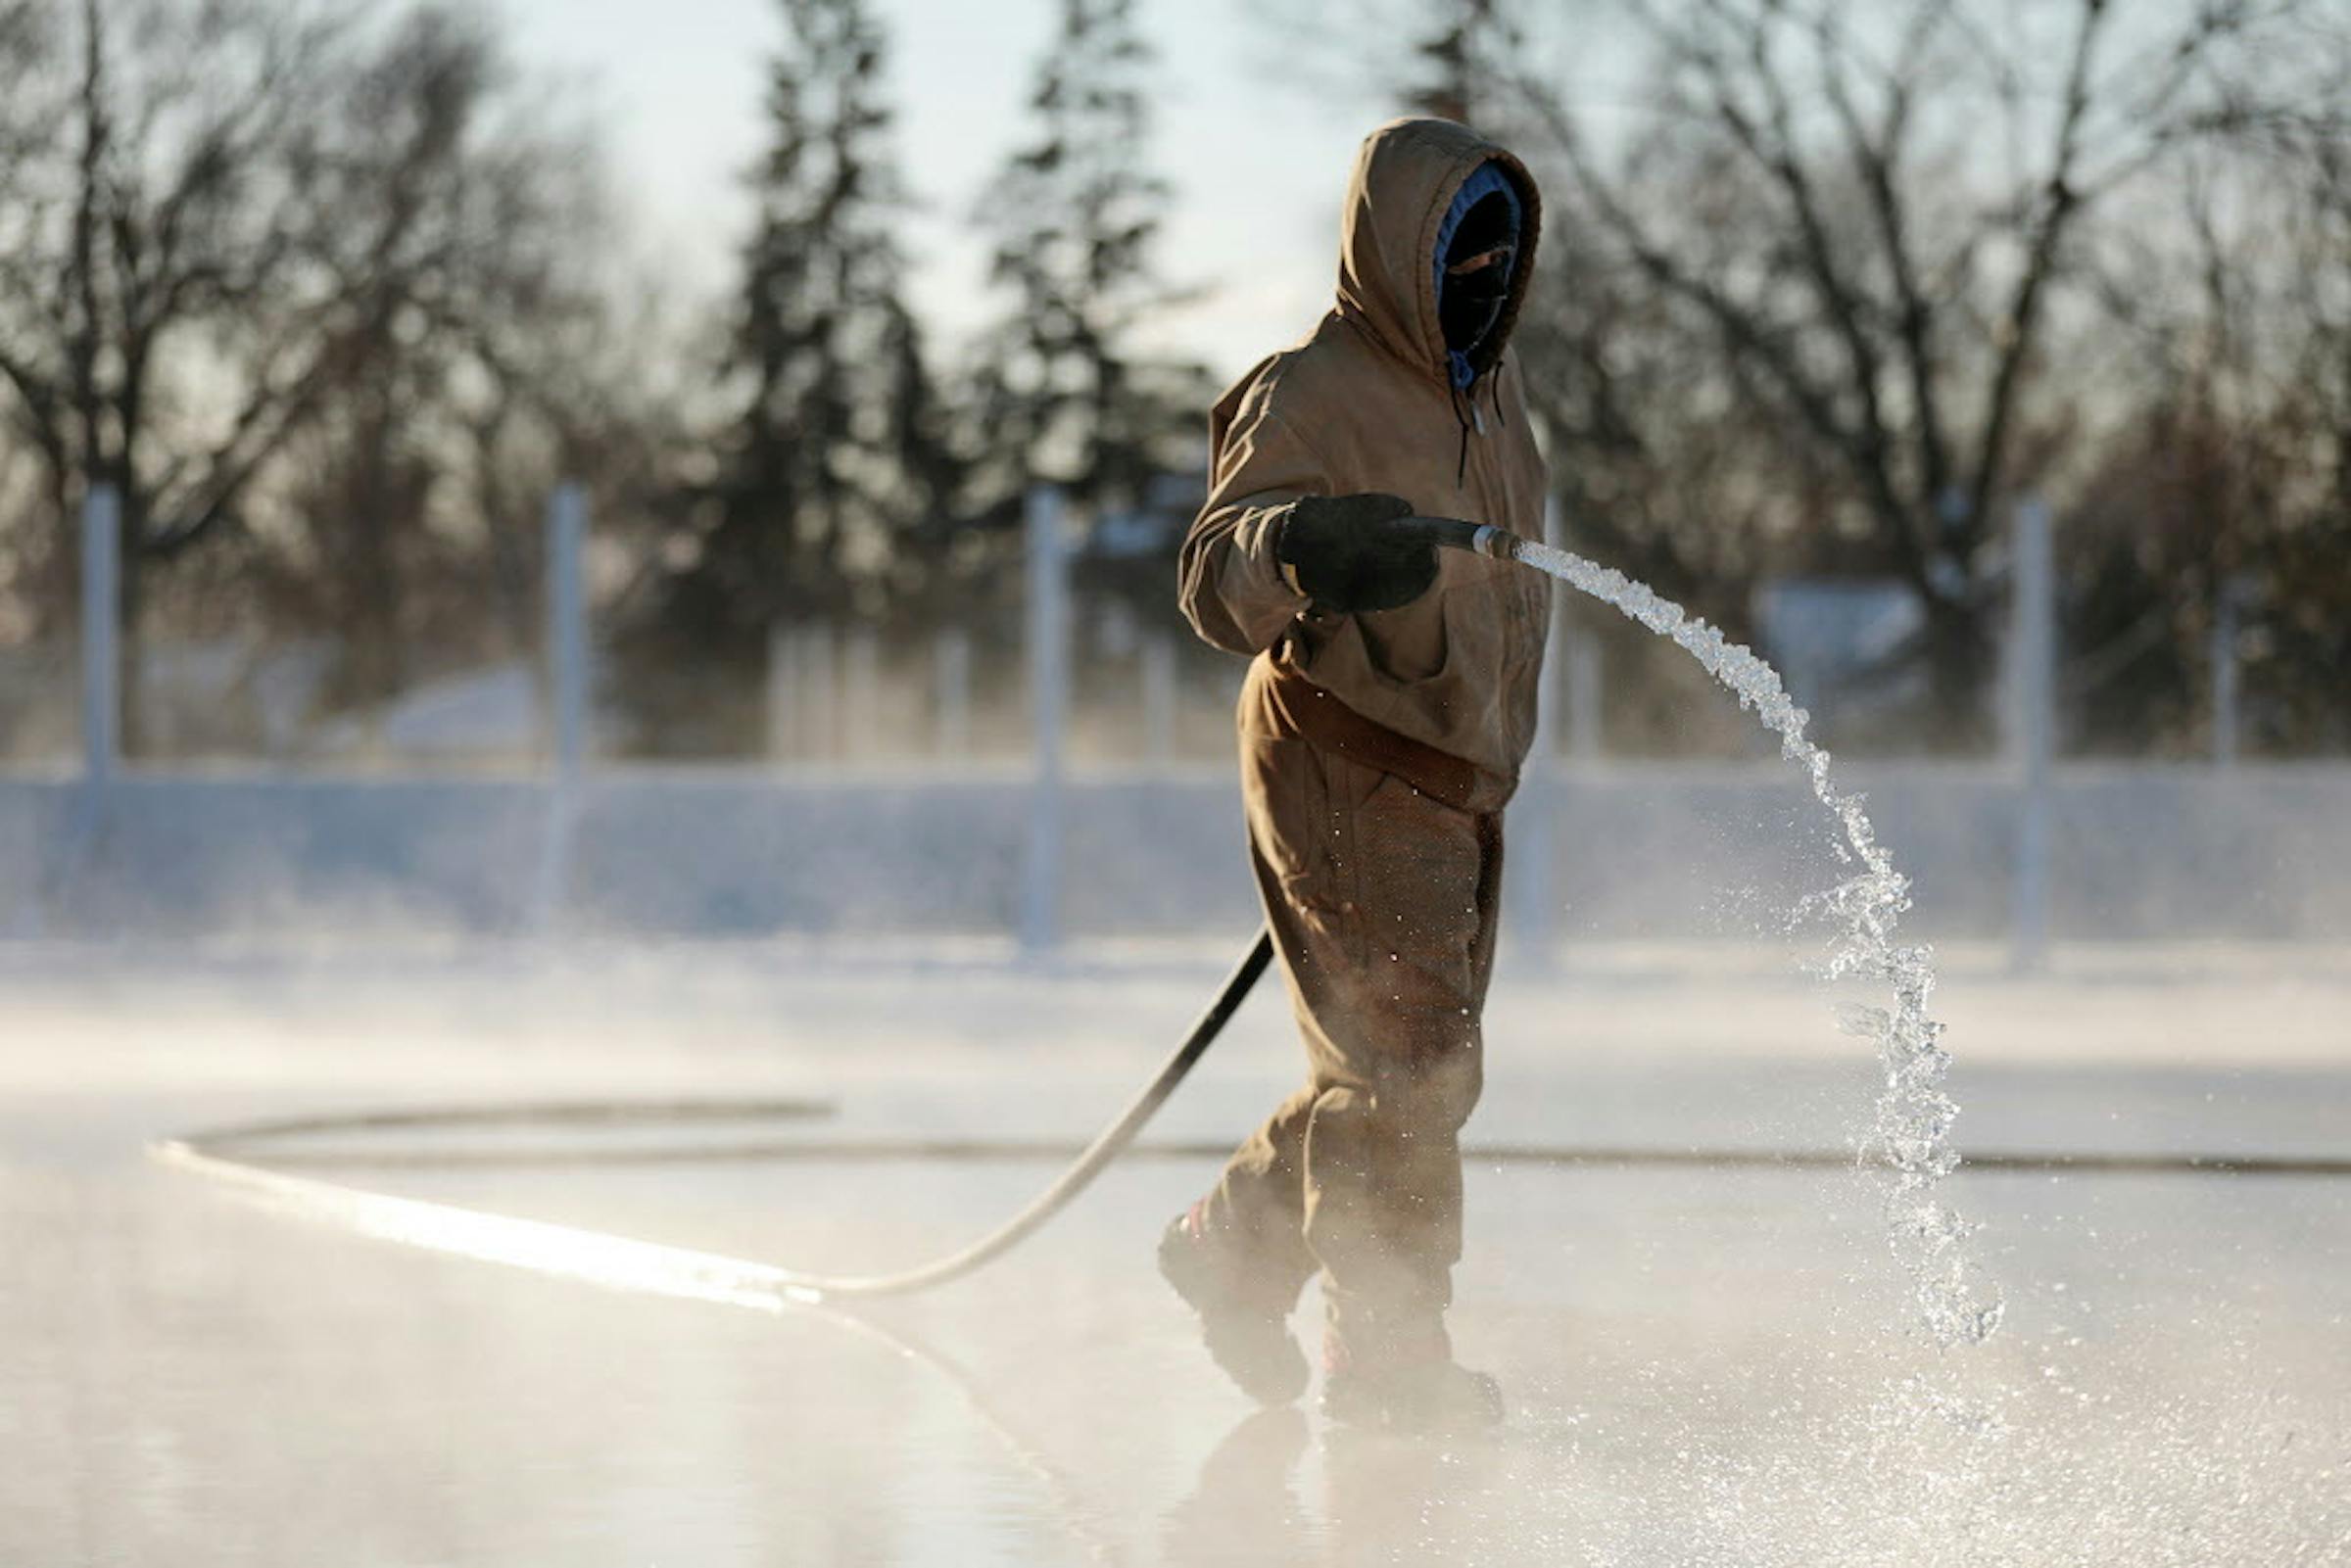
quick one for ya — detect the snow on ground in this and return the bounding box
[2,943,2346,1564]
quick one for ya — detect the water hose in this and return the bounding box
[760,929,1276,1298]
[161,933,1276,1302]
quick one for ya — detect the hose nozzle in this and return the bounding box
[1398,515,1518,561]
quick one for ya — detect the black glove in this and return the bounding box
[1274,493,1438,614]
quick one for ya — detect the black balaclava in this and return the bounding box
[1439,190,1519,371]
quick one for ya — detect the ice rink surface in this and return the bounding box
[4,941,2347,1565]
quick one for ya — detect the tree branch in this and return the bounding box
[1961,0,2110,540]
[1702,3,1909,544]
[1814,0,1956,518]
[1510,16,1931,588]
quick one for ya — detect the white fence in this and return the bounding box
[6,484,2342,957]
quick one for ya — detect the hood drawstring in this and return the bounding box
[1451,360,1508,490]
[1449,377,1474,488]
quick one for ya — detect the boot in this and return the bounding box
[1158,1202,1310,1405]
[1319,1332,1504,1433]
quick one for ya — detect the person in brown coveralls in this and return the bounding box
[1160,118,1549,1432]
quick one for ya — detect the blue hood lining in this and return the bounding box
[1433,161,1522,390]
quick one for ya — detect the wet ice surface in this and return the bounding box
[4,949,2348,1565]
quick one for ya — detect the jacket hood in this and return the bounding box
[1335,118,1543,387]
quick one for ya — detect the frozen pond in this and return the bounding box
[3,946,2346,1564]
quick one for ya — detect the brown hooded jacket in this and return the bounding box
[1178,119,1550,809]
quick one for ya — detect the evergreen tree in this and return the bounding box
[1408,0,1509,124]
[970,0,1207,556]
[655,0,954,667]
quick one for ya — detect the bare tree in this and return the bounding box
[2071,19,2351,753]
[0,0,617,748]
[2250,47,2351,750]
[0,0,356,696]
[240,7,614,722]
[1501,0,2321,742]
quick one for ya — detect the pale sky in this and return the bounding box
[491,0,1382,385]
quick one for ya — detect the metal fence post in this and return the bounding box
[1141,630,1177,765]
[1022,486,1069,954]
[1509,493,1569,971]
[800,624,838,761]
[14,485,120,938]
[529,483,588,933]
[1566,633,1603,765]
[766,624,797,760]
[840,625,879,760]
[935,628,972,760]
[2211,576,2242,767]
[548,484,588,780]
[82,484,120,789]
[2010,496,2055,972]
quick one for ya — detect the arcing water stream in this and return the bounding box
[1508,538,2006,1347]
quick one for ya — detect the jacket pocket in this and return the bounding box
[1356,589,1453,687]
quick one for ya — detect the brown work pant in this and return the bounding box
[1201,732,1504,1361]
